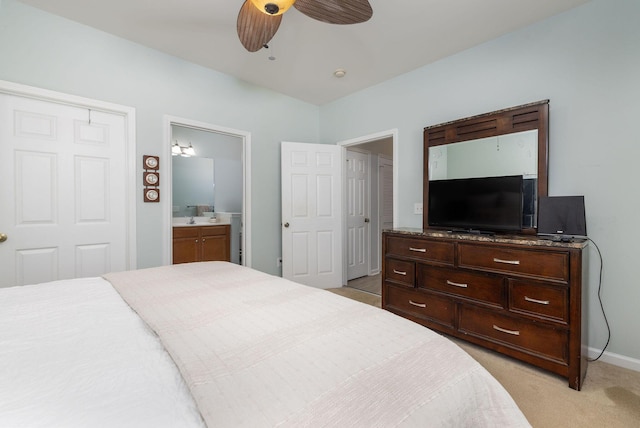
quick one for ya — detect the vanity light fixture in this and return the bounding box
[172,141,196,157]
[183,142,195,157]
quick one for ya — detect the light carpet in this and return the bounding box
[327,286,640,428]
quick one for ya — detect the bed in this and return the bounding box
[0,261,530,427]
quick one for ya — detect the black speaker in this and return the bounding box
[538,196,587,237]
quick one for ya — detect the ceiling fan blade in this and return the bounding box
[237,0,282,52]
[293,0,373,25]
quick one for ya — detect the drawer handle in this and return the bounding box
[393,269,407,276]
[493,325,520,336]
[409,247,427,253]
[446,280,468,288]
[493,257,520,265]
[409,300,426,308]
[524,296,550,305]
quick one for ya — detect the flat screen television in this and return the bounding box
[428,175,524,233]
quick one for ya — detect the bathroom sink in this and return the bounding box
[172,216,228,226]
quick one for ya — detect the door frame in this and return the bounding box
[377,154,394,274]
[0,79,137,270]
[338,129,398,285]
[162,115,252,267]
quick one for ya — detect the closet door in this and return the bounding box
[0,93,129,287]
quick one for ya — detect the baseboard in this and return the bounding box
[588,347,640,372]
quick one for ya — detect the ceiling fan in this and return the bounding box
[237,0,373,52]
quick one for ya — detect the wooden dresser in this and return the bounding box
[173,224,231,264]
[382,228,588,390]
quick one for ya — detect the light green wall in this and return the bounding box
[319,0,640,362]
[0,0,319,274]
[2,0,639,363]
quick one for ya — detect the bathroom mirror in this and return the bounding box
[423,100,549,232]
[172,156,214,217]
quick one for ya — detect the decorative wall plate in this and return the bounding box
[144,171,159,186]
[144,188,160,202]
[143,155,159,170]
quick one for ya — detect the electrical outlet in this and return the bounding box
[414,203,423,215]
[277,257,282,267]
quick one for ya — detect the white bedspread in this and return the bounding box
[105,261,530,428]
[0,277,205,428]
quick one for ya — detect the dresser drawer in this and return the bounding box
[509,279,568,323]
[385,286,455,328]
[459,305,568,363]
[385,258,415,287]
[458,243,569,282]
[417,264,504,308]
[386,236,454,266]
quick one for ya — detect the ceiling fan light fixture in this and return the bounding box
[238,0,372,53]
[250,0,296,16]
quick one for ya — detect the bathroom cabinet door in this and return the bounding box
[172,227,200,264]
[201,225,230,262]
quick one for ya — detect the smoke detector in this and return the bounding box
[333,68,346,78]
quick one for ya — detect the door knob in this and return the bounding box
[364,218,370,223]
[0,233,7,243]
[283,222,290,228]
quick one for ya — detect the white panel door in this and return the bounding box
[346,150,369,280]
[281,142,342,289]
[0,93,128,287]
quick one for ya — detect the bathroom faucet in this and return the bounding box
[188,216,195,224]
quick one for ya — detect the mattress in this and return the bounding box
[0,277,205,428]
[105,262,530,427]
[1,262,530,427]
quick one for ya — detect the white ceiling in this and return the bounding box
[18,0,589,105]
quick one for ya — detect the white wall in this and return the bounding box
[0,0,319,274]
[320,0,640,363]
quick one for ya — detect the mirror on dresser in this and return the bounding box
[423,100,549,233]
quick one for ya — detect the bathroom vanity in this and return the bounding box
[172,220,230,264]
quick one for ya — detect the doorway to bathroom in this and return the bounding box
[163,116,251,267]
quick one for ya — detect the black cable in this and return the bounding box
[586,237,609,362]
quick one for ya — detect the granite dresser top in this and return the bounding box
[384,227,588,249]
